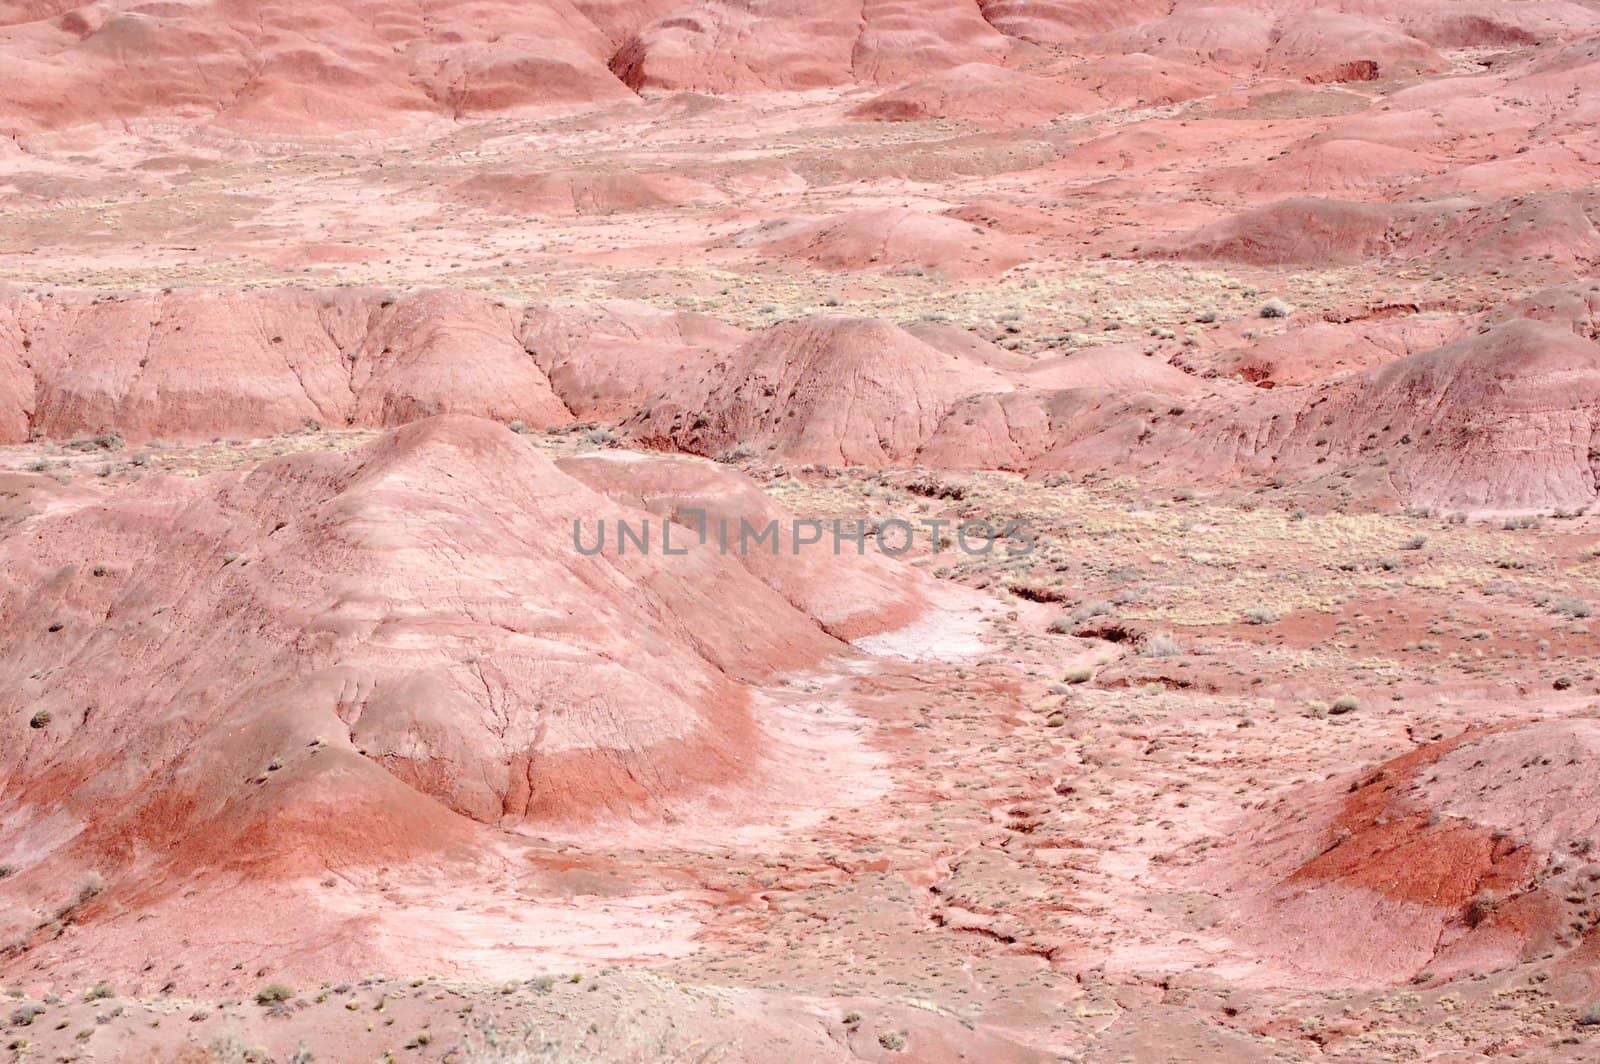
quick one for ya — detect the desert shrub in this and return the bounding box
[1141,633,1182,658]
[254,984,293,1006]
[1330,695,1360,715]
[1465,891,1501,927]
[904,474,965,500]
[9,1004,43,1026]
[1243,607,1280,625]
[1258,298,1292,318]
[1068,601,1114,624]
[83,983,113,1002]
[1549,597,1592,618]
[63,435,123,453]
[206,1032,271,1063]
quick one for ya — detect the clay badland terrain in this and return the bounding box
[3,0,1600,1061]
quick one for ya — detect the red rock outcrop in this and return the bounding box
[0,287,570,443]
[0,0,637,135]
[1197,720,1600,984]
[921,319,1600,512]
[627,314,1015,466]
[1154,193,1600,269]
[736,206,1029,278]
[520,299,747,422]
[849,64,1100,127]
[454,169,727,217]
[609,0,1011,94]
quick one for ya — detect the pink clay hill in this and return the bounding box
[2,2,1600,1061]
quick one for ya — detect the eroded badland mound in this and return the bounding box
[4,1,1600,1061]
[1,415,923,974]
